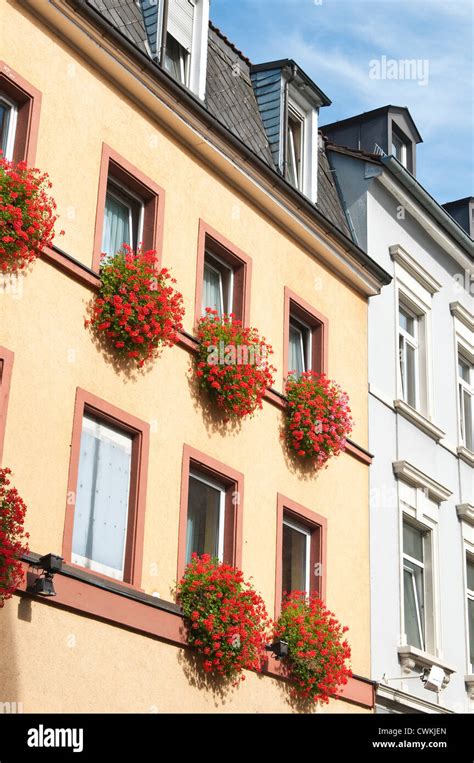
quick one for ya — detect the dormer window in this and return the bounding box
[391,128,408,167]
[164,33,189,85]
[251,61,331,204]
[287,105,304,190]
[139,0,209,100]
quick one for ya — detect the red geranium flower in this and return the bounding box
[86,245,185,368]
[0,468,29,607]
[0,155,59,273]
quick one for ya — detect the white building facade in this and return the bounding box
[324,107,473,713]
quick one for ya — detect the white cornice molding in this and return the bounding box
[393,400,445,441]
[450,301,474,331]
[390,244,442,294]
[457,446,474,467]
[392,460,452,502]
[378,173,473,273]
[457,504,474,526]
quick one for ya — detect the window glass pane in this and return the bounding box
[459,357,470,383]
[186,475,223,563]
[72,416,132,580]
[0,101,11,156]
[289,322,305,378]
[467,559,474,592]
[403,567,423,649]
[203,261,223,317]
[287,112,302,187]
[102,190,131,261]
[399,306,415,336]
[469,598,474,668]
[282,522,308,595]
[463,389,473,450]
[164,34,187,84]
[405,343,417,407]
[403,522,423,562]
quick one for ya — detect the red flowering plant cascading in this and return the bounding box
[0,155,59,273]
[284,371,353,468]
[177,554,272,683]
[0,468,29,607]
[195,309,276,419]
[275,591,352,704]
[86,245,185,368]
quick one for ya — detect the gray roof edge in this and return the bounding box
[381,156,474,256]
[322,105,423,144]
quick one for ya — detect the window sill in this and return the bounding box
[393,400,445,441]
[457,445,474,466]
[398,645,456,685]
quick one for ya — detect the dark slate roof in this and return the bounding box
[88,0,149,54]
[206,26,274,165]
[85,1,352,237]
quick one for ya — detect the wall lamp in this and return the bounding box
[27,554,63,597]
[265,639,288,660]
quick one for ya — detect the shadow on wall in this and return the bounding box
[0,593,32,714]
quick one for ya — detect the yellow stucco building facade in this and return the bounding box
[0,0,390,713]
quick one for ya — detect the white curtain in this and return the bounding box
[72,416,132,580]
[101,191,131,262]
[202,262,223,317]
[289,323,305,378]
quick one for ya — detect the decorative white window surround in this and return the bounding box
[394,466,452,683]
[451,303,474,462]
[390,245,442,295]
[376,683,455,714]
[450,302,474,332]
[393,256,435,423]
[285,91,318,203]
[457,504,474,526]
[458,510,474,687]
[393,399,445,441]
[393,460,452,503]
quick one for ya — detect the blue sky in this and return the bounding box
[210,0,473,204]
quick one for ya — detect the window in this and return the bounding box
[391,131,407,167]
[164,33,189,86]
[275,494,326,616]
[195,221,252,326]
[287,106,304,190]
[202,252,233,318]
[93,145,164,272]
[186,471,226,563]
[398,302,419,408]
[64,389,149,586]
[289,316,312,379]
[282,515,311,594]
[284,288,328,382]
[467,556,474,672]
[0,94,17,160]
[101,180,144,262]
[72,415,133,580]
[402,521,426,650]
[178,445,243,577]
[0,62,42,165]
[458,351,473,451]
[0,346,14,465]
